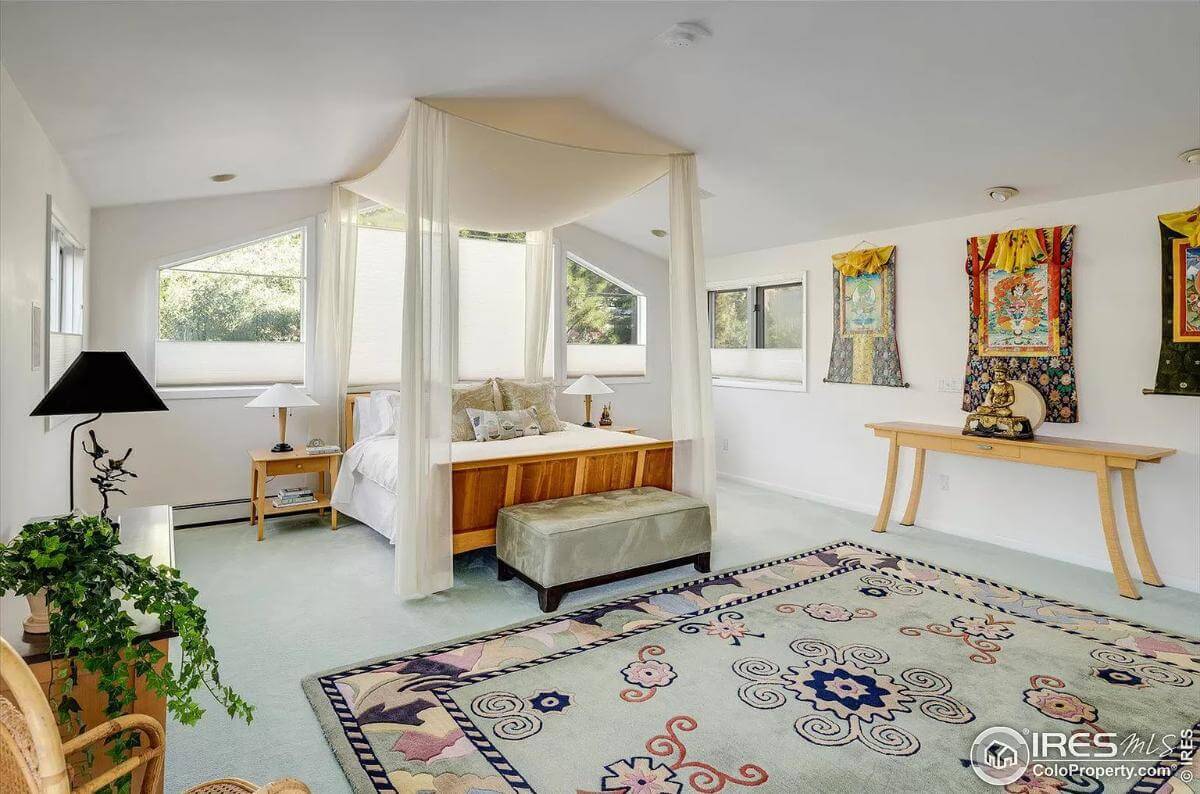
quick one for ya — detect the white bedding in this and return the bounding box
[331,423,661,541]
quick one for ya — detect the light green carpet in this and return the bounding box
[165,479,1200,792]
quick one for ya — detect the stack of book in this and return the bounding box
[272,486,317,509]
[305,442,341,455]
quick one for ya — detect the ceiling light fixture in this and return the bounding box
[650,229,668,238]
[986,186,1019,203]
[1179,148,1200,165]
[210,173,237,183]
[661,21,711,48]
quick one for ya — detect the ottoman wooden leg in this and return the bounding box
[497,559,515,581]
[538,585,565,613]
[694,552,711,573]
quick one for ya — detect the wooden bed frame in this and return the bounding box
[342,394,673,554]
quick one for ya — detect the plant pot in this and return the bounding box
[24,589,50,635]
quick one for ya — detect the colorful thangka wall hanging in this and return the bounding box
[825,245,907,387]
[1149,206,1200,395]
[962,225,1078,422]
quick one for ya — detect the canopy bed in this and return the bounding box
[314,97,715,597]
[333,392,673,552]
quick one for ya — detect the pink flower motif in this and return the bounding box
[621,659,677,689]
[1022,688,1097,724]
[950,615,1014,641]
[803,603,854,622]
[601,756,682,794]
[706,616,749,639]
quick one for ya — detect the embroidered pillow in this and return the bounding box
[496,379,563,434]
[465,407,541,442]
[451,380,500,442]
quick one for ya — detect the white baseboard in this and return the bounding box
[716,472,1200,593]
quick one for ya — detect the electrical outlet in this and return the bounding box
[937,377,963,393]
[720,438,730,452]
[938,474,950,492]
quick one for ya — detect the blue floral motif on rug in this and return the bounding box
[302,542,1200,793]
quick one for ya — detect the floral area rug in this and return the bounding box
[302,541,1200,793]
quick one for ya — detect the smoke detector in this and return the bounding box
[986,186,1019,203]
[1180,148,1200,165]
[661,22,711,48]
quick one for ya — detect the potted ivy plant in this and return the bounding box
[0,514,253,790]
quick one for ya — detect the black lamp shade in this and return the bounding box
[30,351,167,416]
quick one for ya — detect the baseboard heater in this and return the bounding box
[171,497,325,530]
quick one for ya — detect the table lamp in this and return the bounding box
[29,351,168,513]
[245,383,318,452]
[562,374,613,427]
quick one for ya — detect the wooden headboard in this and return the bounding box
[343,393,371,451]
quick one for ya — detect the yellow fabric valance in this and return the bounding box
[832,245,896,276]
[1159,205,1200,247]
[986,228,1046,274]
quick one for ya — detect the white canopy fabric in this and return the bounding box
[344,98,685,232]
[340,98,714,598]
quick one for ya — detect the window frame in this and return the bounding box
[147,216,318,399]
[43,197,87,430]
[707,272,807,392]
[562,250,648,382]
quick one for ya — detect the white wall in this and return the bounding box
[84,196,670,524]
[0,65,92,539]
[557,222,670,438]
[87,187,330,522]
[708,179,1200,591]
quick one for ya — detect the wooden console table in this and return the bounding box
[866,422,1176,600]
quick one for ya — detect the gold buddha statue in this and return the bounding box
[963,362,1034,440]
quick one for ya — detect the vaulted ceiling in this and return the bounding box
[2,1,1196,257]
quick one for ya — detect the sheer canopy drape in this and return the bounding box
[392,102,454,597]
[668,154,717,507]
[524,228,554,381]
[312,186,358,444]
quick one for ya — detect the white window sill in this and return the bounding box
[568,375,650,385]
[712,378,806,393]
[156,385,298,401]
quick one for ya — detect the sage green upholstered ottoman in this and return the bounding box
[496,486,712,612]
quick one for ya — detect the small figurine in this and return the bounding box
[963,362,1034,440]
[598,403,613,427]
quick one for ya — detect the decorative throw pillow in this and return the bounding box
[451,380,500,442]
[465,407,541,442]
[496,379,563,434]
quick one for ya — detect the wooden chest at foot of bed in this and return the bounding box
[450,442,674,553]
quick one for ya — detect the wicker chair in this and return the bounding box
[1,638,309,794]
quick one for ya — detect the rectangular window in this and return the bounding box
[565,254,646,378]
[349,205,405,387]
[708,276,805,386]
[155,224,311,388]
[457,230,528,381]
[46,221,85,391]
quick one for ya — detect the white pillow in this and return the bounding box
[356,390,400,439]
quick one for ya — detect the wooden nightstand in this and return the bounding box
[249,448,341,542]
[598,425,640,434]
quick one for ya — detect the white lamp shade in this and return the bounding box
[244,383,319,409]
[562,374,614,396]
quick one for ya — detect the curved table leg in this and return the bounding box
[1095,466,1139,600]
[1119,468,1163,587]
[872,437,900,533]
[900,448,926,527]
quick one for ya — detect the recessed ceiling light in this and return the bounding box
[210,173,237,183]
[986,186,1019,203]
[650,229,668,238]
[1180,148,1200,165]
[661,22,711,48]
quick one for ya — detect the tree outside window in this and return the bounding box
[566,257,637,345]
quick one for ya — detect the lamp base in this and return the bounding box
[581,422,595,428]
[271,442,294,453]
